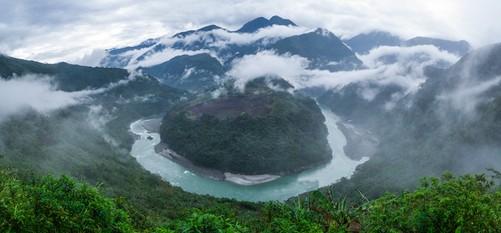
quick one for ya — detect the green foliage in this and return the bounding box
[362,173,501,233]
[167,211,248,233]
[0,171,133,233]
[161,91,331,174]
[0,166,499,232]
[259,202,324,233]
[248,173,501,232]
[254,191,359,233]
[0,82,251,229]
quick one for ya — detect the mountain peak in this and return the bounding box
[237,16,296,33]
[313,28,335,37]
[198,24,223,31]
[173,24,225,38]
[269,15,296,26]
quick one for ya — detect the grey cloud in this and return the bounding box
[439,76,501,115]
[0,0,499,63]
[0,73,136,121]
[228,45,459,98]
[0,75,86,120]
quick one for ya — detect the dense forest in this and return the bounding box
[160,83,331,175]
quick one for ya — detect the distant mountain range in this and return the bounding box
[101,16,361,72]
[99,16,472,95]
[344,30,472,55]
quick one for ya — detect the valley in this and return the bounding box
[129,107,367,201]
[0,8,500,232]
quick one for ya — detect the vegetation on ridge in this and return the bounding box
[0,167,499,232]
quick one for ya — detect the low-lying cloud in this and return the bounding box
[228,51,309,89]
[0,75,88,120]
[128,47,213,69]
[436,45,501,115]
[228,45,460,100]
[113,25,310,69]
[198,25,309,47]
[0,73,136,121]
[440,76,501,114]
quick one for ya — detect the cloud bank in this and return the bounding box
[112,25,310,69]
[228,45,460,98]
[0,75,88,120]
[0,73,136,121]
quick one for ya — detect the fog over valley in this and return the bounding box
[0,1,500,232]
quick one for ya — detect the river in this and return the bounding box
[129,108,368,202]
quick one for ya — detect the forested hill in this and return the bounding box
[160,80,331,175]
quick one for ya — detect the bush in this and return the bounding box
[362,173,501,233]
[0,171,134,233]
[154,211,248,233]
[1,167,499,233]
[254,174,500,233]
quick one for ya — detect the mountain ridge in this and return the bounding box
[236,16,297,33]
[344,30,472,55]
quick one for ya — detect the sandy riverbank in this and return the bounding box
[154,142,226,180]
[154,142,281,185]
[138,117,370,186]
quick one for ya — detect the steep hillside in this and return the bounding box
[272,28,362,71]
[0,55,127,91]
[142,53,224,92]
[329,43,501,198]
[0,56,257,226]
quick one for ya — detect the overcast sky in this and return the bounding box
[0,0,499,64]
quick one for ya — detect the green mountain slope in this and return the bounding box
[160,80,331,175]
[0,55,128,91]
[0,56,256,227]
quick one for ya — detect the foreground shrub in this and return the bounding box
[152,211,248,233]
[362,173,501,233]
[0,171,133,233]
